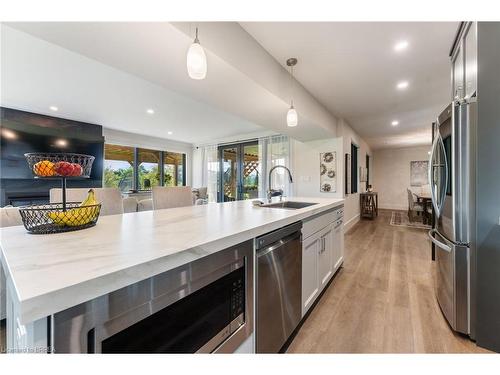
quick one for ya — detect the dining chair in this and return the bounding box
[152,186,194,210]
[122,197,138,213]
[50,188,124,216]
[0,206,23,228]
[137,199,153,212]
[192,187,209,205]
[407,188,424,222]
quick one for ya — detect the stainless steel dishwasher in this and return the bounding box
[256,221,302,353]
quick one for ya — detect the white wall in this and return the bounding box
[372,145,431,210]
[103,128,194,186]
[291,138,343,199]
[337,119,372,232]
[291,119,371,232]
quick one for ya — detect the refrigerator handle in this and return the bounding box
[428,229,452,252]
[428,135,438,213]
[428,131,449,219]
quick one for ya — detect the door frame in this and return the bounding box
[217,141,259,202]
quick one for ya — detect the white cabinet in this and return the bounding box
[464,22,477,99]
[452,44,464,100]
[332,218,344,271]
[302,234,320,315]
[318,225,334,290]
[301,206,344,317]
[452,22,477,101]
[1,264,6,320]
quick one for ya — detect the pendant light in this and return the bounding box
[286,58,298,127]
[187,27,207,80]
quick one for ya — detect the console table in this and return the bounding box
[360,192,378,219]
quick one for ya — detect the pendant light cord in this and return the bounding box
[290,64,294,107]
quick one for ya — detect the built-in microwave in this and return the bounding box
[52,240,254,353]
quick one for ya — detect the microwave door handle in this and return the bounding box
[428,229,452,252]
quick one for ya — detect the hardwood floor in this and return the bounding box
[287,210,489,353]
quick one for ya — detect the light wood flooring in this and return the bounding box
[287,210,489,353]
[0,210,489,354]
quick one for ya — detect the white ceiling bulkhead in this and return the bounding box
[2,21,458,149]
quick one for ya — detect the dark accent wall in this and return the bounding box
[476,22,500,352]
[0,107,104,206]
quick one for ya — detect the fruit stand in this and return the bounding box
[19,153,101,234]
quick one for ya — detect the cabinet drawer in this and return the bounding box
[302,205,343,240]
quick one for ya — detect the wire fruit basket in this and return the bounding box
[24,152,95,178]
[19,202,101,234]
[19,152,101,234]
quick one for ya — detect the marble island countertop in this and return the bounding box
[0,197,344,324]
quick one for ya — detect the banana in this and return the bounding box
[48,189,100,227]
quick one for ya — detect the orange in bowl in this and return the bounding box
[33,160,56,176]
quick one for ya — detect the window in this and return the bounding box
[164,152,185,187]
[104,144,135,192]
[138,148,161,190]
[103,144,186,192]
[351,143,358,194]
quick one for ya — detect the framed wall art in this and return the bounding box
[320,152,336,193]
[410,160,429,186]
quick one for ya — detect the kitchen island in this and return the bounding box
[0,197,344,353]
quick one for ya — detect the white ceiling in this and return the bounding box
[1,23,269,145]
[2,22,459,149]
[241,22,458,149]
[4,22,335,143]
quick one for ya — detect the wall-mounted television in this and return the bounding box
[1,107,104,206]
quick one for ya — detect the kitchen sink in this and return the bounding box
[263,201,318,209]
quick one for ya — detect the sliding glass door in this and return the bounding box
[218,142,259,202]
[219,145,239,202]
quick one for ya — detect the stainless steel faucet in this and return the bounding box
[267,165,293,203]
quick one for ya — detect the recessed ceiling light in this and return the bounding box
[55,139,68,147]
[146,108,155,115]
[167,131,173,135]
[428,151,431,155]
[394,40,409,51]
[49,106,58,111]
[1,129,17,139]
[391,120,399,126]
[396,81,409,90]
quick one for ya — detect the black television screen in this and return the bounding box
[1,107,104,182]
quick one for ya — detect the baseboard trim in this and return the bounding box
[379,204,408,211]
[343,213,360,232]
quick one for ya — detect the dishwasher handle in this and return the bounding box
[257,231,301,258]
[255,221,302,250]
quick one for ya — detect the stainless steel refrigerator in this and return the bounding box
[428,98,476,336]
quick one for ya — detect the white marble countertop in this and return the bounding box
[0,197,343,324]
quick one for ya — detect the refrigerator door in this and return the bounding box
[429,229,469,334]
[455,100,476,244]
[435,105,454,241]
[435,101,476,244]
